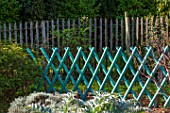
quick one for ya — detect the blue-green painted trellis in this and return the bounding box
[26,46,170,108]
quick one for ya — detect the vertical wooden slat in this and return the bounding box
[51,20,54,47]
[150,16,154,42]
[78,18,81,28]
[89,18,92,45]
[72,19,75,29]
[30,21,33,48]
[160,17,164,44]
[155,16,158,30]
[83,19,86,45]
[94,18,97,49]
[110,19,113,50]
[145,17,148,43]
[136,17,139,46]
[100,18,102,53]
[9,23,12,43]
[105,18,108,47]
[121,18,124,48]
[166,16,169,43]
[116,18,118,47]
[4,23,7,42]
[131,17,134,46]
[125,12,130,52]
[67,19,70,39]
[0,25,1,42]
[20,22,23,45]
[42,20,46,45]
[62,18,65,46]
[36,21,39,48]
[140,17,143,45]
[14,22,17,43]
[46,21,49,48]
[57,19,60,49]
[25,22,28,45]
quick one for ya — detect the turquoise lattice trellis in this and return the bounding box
[26,46,170,108]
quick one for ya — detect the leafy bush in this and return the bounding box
[54,27,90,51]
[0,0,20,23]
[8,92,151,113]
[0,42,42,102]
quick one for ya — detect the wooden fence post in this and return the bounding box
[125,12,130,53]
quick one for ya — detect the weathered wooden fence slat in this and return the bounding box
[9,23,12,43]
[100,18,102,53]
[116,18,118,48]
[20,22,23,45]
[25,21,28,44]
[110,19,113,51]
[4,23,7,42]
[27,46,170,108]
[36,21,39,48]
[30,21,33,48]
[14,22,17,43]
[121,18,124,48]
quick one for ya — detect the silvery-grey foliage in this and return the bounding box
[8,91,152,113]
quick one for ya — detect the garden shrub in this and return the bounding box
[0,42,42,102]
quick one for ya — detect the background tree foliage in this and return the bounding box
[0,0,170,22]
[0,0,20,23]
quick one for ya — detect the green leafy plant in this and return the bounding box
[54,27,90,51]
[0,42,42,102]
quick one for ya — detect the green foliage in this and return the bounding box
[99,0,158,18]
[0,0,20,23]
[156,0,170,16]
[0,42,42,101]
[1,0,170,22]
[54,27,90,51]
[8,92,151,113]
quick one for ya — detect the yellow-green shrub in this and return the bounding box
[0,42,42,101]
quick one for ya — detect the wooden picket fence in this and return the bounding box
[0,16,169,52]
